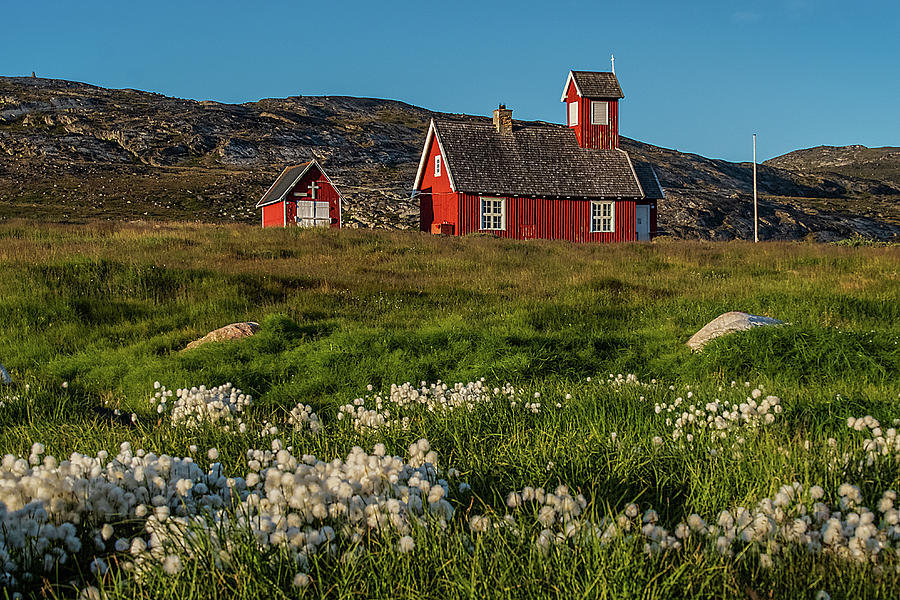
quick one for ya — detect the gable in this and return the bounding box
[256,160,344,208]
[561,70,624,101]
[412,120,456,193]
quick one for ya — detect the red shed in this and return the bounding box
[256,160,343,228]
[413,70,664,242]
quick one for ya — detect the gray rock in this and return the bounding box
[687,311,784,351]
[0,363,10,384]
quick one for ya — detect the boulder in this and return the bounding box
[0,363,10,384]
[687,311,784,351]
[184,322,260,351]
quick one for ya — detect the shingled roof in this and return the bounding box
[256,162,313,208]
[566,71,624,99]
[426,119,645,198]
[632,160,665,199]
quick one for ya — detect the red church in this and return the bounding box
[256,160,343,228]
[413,70,663,242]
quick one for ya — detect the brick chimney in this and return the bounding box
[493,104,513,135]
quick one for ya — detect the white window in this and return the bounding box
[297,200,331,227]
[435,155,441,177]
[480,197,506,231]
[591,101,609,125]
[591,201,615,233]
[568,102,578,126]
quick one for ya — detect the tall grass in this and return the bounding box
[0,221,898,598]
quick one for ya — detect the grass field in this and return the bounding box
[1,221,899,599]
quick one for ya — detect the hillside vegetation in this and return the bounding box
[766,145,900,189]
[1,223,899,598]
[1,76,898,241]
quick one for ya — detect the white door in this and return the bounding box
[636,205,650,241]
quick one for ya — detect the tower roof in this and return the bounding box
[561,70,624,101]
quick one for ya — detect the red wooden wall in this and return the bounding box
[454,194,636,242]
[418,137,456,233]
[290,166,341,228]
[564,81,619,150]
[262,202,284,227]
[261,164,341,228]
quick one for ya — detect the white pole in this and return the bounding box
[753,134,758,243]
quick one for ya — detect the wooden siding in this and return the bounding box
[418,135,455,232]
[262,164,341,229]
[456,194,636,242]
[565,80,619,149]
[262,202,285,227]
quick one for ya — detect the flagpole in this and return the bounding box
[753,134,758,243]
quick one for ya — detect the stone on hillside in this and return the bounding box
[0,363,10,384]
[184,322,260,351]
[687,311,784,352]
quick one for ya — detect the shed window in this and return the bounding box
[434,155,441,177]
[297,200,331,227]
[591,101,609,125]
[568,102,578,126]
[591,201,615,233]
[480,197,506,231]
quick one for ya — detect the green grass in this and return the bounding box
[0,222,899,599]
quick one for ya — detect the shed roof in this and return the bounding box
[562,71,624,100]
[256,160,344,208]
[256,162,313,208]
[422,118,646,198]
[632,160,665,200]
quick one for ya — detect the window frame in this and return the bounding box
[590,201,615,233]
[296,200,332,227]
[434,155,441,177]
[591,100,609,126]
[568,101,579,126]
[480,196,506,231]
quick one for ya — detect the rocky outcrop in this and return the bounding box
[687,312,785,351]
[0,76,897,239]
[184,322,261,351]
[621,138,900,242]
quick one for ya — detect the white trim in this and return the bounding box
[313,160,345,228]
[560,70,582,102]
[618,149,645,199]
[256,169,286,209]
[651,166,665,200]
[568,101,579,126]
[283,198,287,228]
[255,161,315,209]
[479,196,506,231]
[412,119,456,195]
[256,159,344,226]
[590,200,615,233]
[255,159,346,210]
[435,155,441,177]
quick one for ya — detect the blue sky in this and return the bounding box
[2,0,897,162]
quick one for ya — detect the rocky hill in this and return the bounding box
[1,76,897,240]
[765,145,900,190]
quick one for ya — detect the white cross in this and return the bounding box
[308,181,319,200]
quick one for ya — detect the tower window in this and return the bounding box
[568,102,578,126]
[591,101,609,125]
